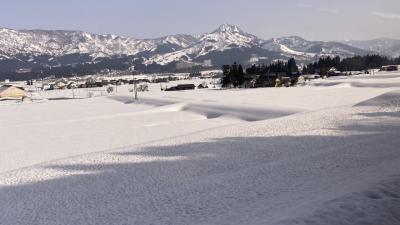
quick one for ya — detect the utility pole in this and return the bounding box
[134,82,138,100]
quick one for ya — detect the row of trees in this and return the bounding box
[302,55,400,75]
[222,58,300,87]
[245,58,299,76]
[222,54,400,87]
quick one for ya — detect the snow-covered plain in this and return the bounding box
[1,72,400,225]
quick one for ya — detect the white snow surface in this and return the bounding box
[1,72,400,225]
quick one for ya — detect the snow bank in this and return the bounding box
[114,96,300,121]
[356,90,400,107]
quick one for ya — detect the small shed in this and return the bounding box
[0,85,27,100]
[165,84,195,91]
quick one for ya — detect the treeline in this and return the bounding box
[0,57,135,81]
[302,55,400,75]
[245,58,299,75]
[222,58,300,87]
[0,58,214,81]
[222,54,400,88]
[221,62,245,87]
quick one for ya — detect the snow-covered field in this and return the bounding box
[1,72,400,225]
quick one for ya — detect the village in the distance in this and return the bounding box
[1,59,398,103]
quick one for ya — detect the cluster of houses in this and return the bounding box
[161,81,210,91]
[2,65,397,101]
[41,77,143,91]
[0,71,224,101]
[240,65,386,88]
[323,65,399,76]
[35,74,198,91]
[29,71,223,92]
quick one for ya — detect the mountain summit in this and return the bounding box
[213,24,244,34]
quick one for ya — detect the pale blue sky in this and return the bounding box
[1,0,400,40]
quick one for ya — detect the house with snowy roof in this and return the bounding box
[0,85,27,100]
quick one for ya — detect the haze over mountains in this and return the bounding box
[0,24,399,73]
[344,38,400,58]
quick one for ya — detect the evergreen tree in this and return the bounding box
[221,65,232,87]
[287,58,298,74]
[301,66,307,74]
[234,64,245,87]
[221,62,246,88]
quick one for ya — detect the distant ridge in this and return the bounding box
[0,24,397,74]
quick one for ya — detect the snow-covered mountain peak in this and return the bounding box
[213,24,243,34]
[176,24,262,58]
[201,24,260,47]
[144,24,264,65]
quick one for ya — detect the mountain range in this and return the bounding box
[0,24,399,74]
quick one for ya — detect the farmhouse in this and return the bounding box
[0,85,27,100]
[254,74,277,88]
[327,67,342,76]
